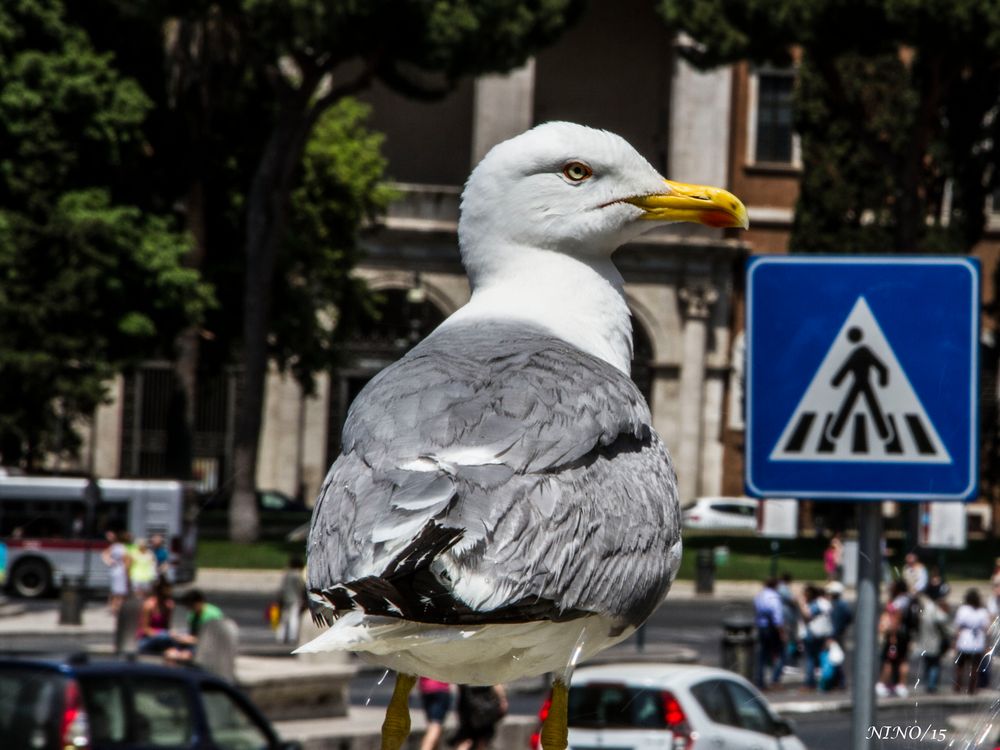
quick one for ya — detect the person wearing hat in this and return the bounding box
[165,589,224,662]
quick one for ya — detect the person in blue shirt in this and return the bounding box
[753,577,785,689]
[777,573,801,666]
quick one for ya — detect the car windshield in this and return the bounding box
[568,683,666,729]
[0,667,64,750]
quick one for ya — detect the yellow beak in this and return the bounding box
[626,179,749,230]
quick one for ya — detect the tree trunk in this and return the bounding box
[168,180,209,480]
[230,108,315,542]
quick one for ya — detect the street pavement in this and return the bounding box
[2,570,998,749]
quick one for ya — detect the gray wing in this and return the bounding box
[306,321,680,630]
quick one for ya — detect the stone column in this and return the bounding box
[668,35,732,186]
[93,375,124,477]
[256,367,302,497]
[471,59,536,164]
[299,372,331,507]
[677,282,718,503]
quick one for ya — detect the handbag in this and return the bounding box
[266,601,281,630]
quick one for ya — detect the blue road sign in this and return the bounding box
[745,256,980,501]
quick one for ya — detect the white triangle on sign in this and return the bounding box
[771,297,951,464]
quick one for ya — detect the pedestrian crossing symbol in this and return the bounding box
[745,256,980,502]
[771,297,950,464]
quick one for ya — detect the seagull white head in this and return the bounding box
[450,121,748,373]
[458,121,748,282]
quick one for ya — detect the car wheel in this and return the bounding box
[10,557,52,599]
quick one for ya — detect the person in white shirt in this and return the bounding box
[902,553,928,594]
[953,588,991,694]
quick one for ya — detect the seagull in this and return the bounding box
[299,121,748,750]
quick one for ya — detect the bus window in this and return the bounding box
[0,499,85,538]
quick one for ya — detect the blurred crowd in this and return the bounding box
[753,548,999,697]
[873,553,998,698]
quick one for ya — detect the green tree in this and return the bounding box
[84,0,582,542]
[659,0,1000,521]
[658,0,1000,255]
[0,0,212,469]
[274,98,395,388]
[222,0,583,542]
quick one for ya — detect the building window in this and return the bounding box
[749,68,798,167]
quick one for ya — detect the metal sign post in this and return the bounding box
[745,256,980,750]
[852,502,882,749]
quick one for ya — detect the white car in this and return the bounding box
[533,663,807,750]
[682,497,759,531]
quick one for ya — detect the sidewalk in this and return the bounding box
[188,569,996,602]
[3,569,997,737]
[188,569,767,600]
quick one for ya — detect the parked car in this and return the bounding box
[0,654,302,750]
[530,663,806,750]
[197,489,308,514]
[682,496,759,531]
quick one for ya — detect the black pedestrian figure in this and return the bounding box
[828,327,890,442]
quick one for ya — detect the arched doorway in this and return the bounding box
[326,289,447,464]
[631,317,655,407]
[327,298,658,465]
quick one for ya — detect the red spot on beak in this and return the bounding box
[701,210,737,228]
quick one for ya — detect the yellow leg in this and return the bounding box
[381,673,417,750]
[540,679,569,750]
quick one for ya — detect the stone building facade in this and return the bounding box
[79,0,1000,531]
[83,0,749,509]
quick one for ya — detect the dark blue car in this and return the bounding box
[0,655,302,750]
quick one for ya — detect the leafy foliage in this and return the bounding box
[0,0,212,466]
[47,0,581,540]
[660,0,1000,502]
[273,98,396,390]
[659,0,1000,255]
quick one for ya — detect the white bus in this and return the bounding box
[0,477,197,598]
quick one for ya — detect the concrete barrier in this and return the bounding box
[237,655,356,721]
[275,708,535,750]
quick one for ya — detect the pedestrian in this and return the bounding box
[925,565,951,601]
[991,557,1000,587]
[818,637,844,692]
[452,685,507,750]
[823,534,843,581]
[129,538,157,597]
[799,584,833,690]
[880,538,893,585]
[149,533,172,582]
[902,553,928,594]
[876,580,914,697]
[984,579,1000,690]
[276,556,307,645]
[419,677,453,750]
[101,530,130,614]
[914,589,950,694]
[777,573,801,666]
[953,588,990,694]
[752,577,785,690]
[137,578,176,655]
[826,581,852,689]
[165,589,225,662]
[987,578,1000,620]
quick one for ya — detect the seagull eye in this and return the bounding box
[562,162,593,182]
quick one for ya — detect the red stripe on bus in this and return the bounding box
[5,539,108,551]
